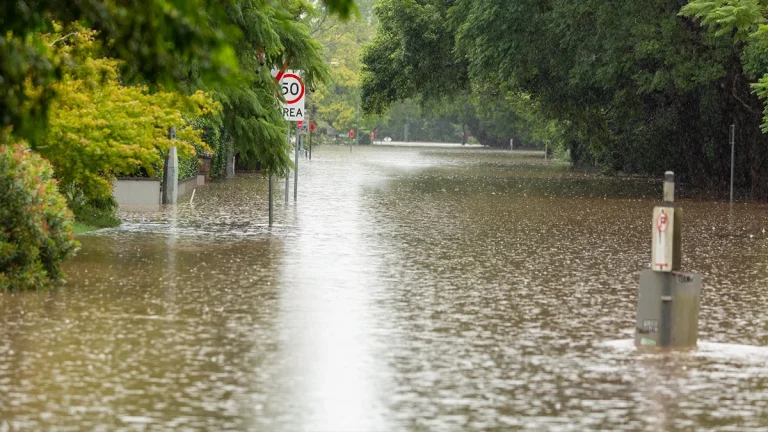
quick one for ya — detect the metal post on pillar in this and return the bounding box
[635,171,702,349]
[162,127,178,204]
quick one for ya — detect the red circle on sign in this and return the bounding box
[282,73,305,104]
[656,211,669,233]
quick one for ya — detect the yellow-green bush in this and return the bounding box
[0,145,79,289]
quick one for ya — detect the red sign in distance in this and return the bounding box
[349,129,355,138]
[310,121,315,132]
[297,120,303,129]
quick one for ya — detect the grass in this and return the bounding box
[72,221,100,235]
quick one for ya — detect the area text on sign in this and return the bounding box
[272,69,305,122]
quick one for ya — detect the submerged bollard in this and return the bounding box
[635,172,702,348]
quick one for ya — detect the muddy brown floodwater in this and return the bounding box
[3,144,768,431]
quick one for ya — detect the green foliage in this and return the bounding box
[200,121,231,180]
[682,0,768,130]
[201,0,335,176]
[34,28,218,205]
[0,0,238,145]
[363,0,768,197]
[62,184,121,229]
[360,0,551,148]
[0,0,356,287]
[311,0,376,133]
[1,0,354,176]
[0,144,79,290]
[680,0,766,43]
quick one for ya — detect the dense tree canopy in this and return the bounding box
[1,0,356,175]
[362,0,768,198]
[360,0,557,148]
[35,27,218,203]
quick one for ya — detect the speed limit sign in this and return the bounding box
[272,69,305,122]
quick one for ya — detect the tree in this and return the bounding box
[0,0,357,287]
[363,0,768,197]
[0,0,237,145]
[1,0,357,173]
[360,0,549,149]
[34,27,218,206]
[310,0,377,135]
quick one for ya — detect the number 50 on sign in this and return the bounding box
[272,69,305,122]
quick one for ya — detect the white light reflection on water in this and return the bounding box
[273,157,394,432]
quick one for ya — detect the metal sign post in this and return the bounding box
[285,127,290,203]
[730,124,736,203]
[268,174,273,227]
[273,68,305,205]
[294,131,300,201]
[273,69,305,122]
[635,172,702,349]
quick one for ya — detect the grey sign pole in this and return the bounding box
[635,172,702,348]
[285,127,290,203]
[730,124,736,203]
[294,132,300,201]
[268,174,274,227]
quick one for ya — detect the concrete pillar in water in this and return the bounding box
[635,171,702,348]
[226,153,235,179]
[162,127,178,205]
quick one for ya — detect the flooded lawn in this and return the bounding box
[3,144,768,431]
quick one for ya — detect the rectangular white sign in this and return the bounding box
[272,69,305,122]
[651,206,674,272]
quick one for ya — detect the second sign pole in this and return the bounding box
[294,131,300,201]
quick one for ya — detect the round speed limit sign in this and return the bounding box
[280,73,305,104]
[273,69,305,121]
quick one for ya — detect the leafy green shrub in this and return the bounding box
[0,145,79,289]
[62,184,121,229]
[174,117,222,181]
[204,122,230,180]
[178,151,200,180]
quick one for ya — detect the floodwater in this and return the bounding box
[3,144,768,431]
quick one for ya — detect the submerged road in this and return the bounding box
[2,145,768,430]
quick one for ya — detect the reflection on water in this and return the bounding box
[3,145,768,430]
